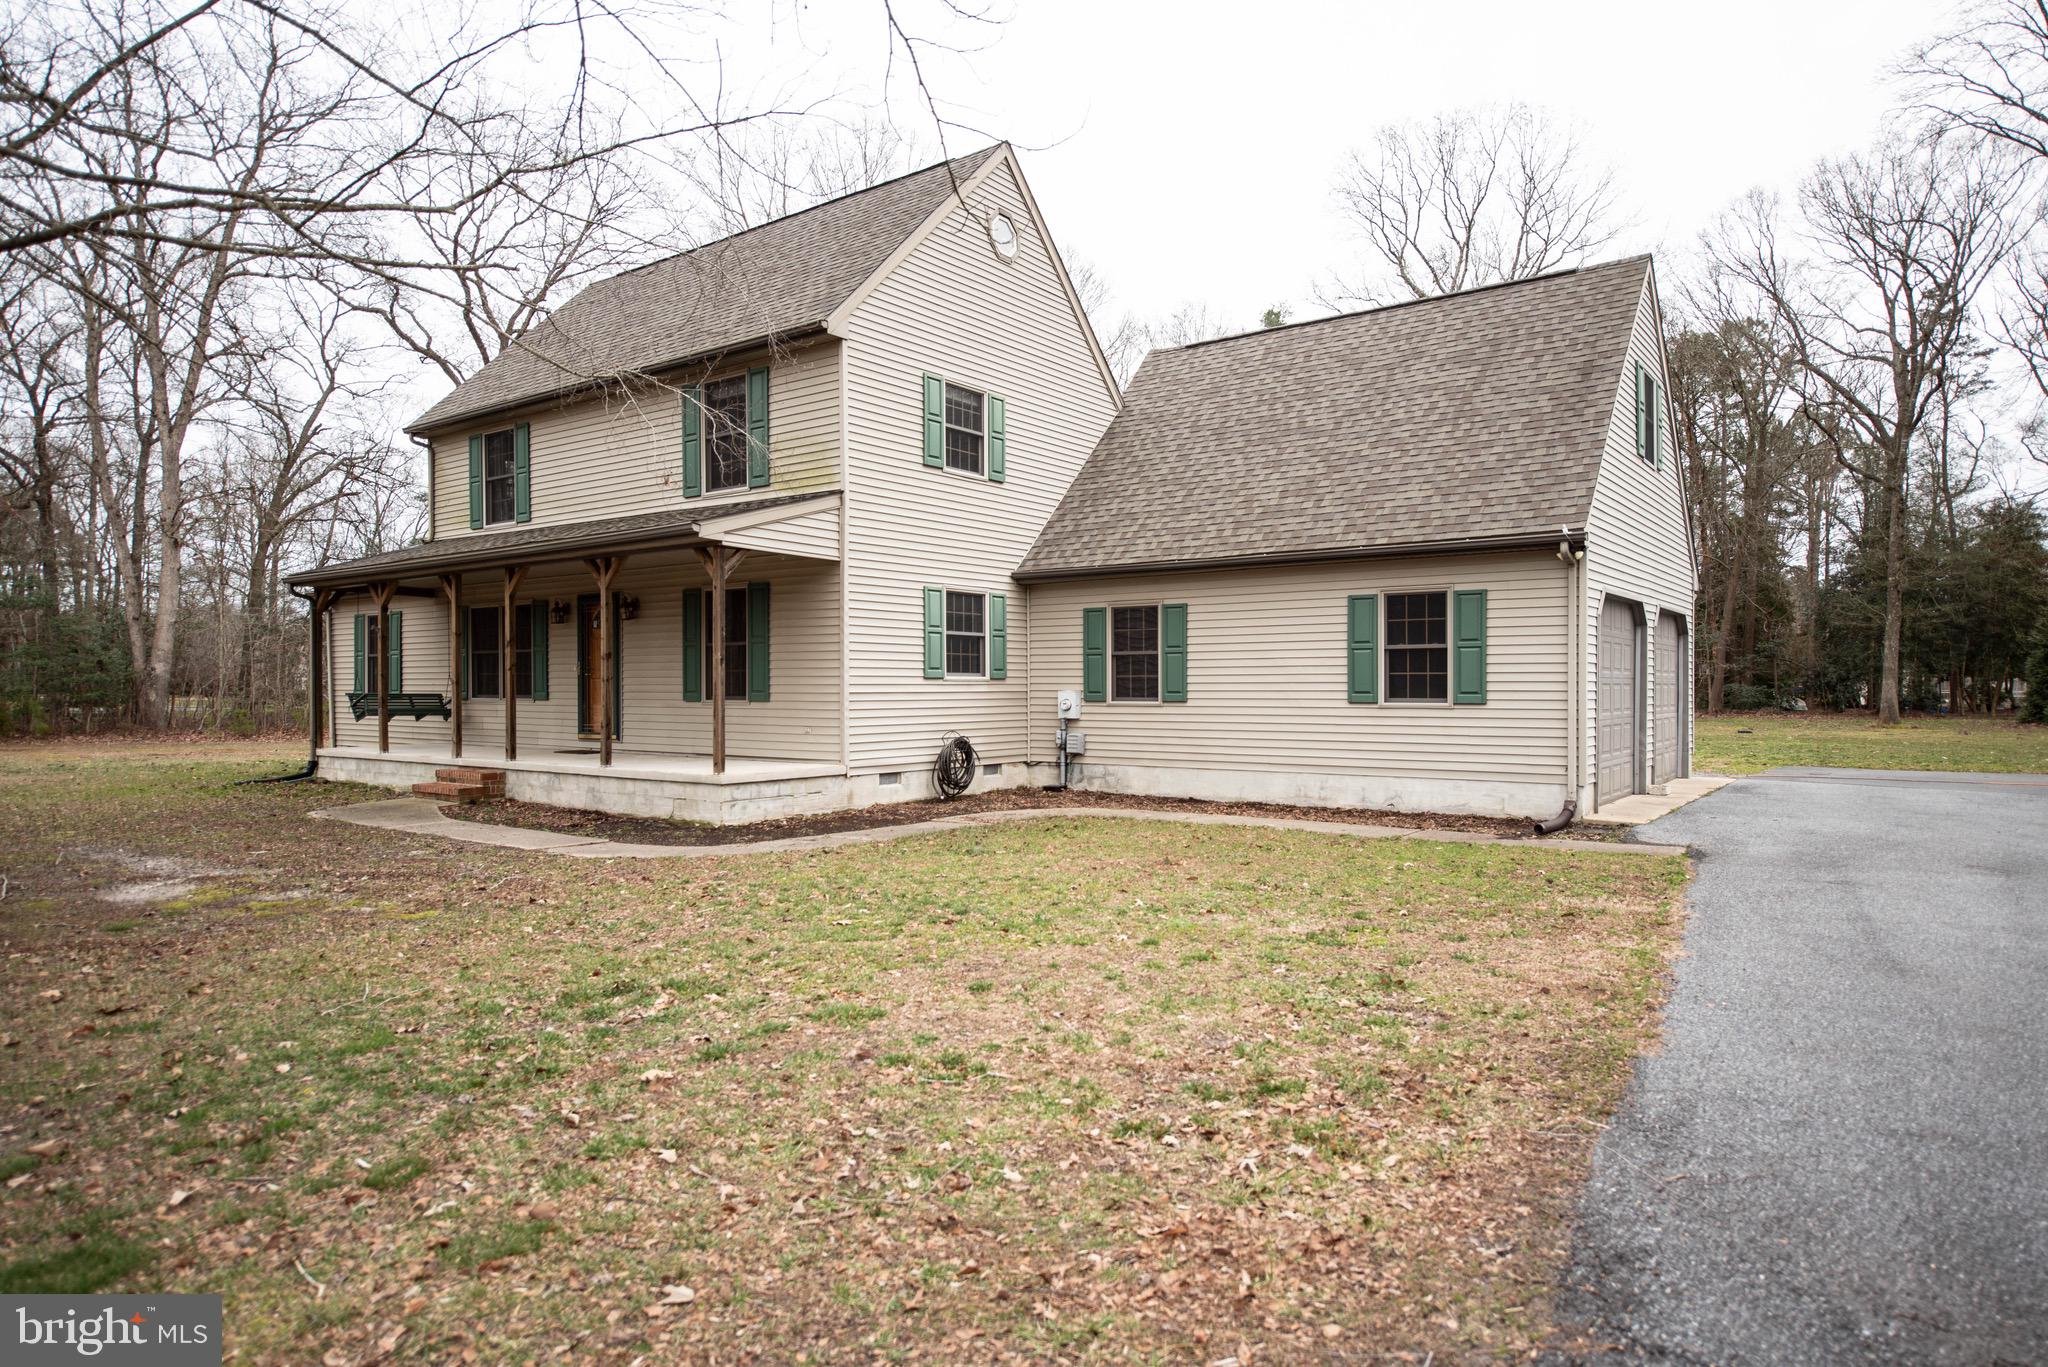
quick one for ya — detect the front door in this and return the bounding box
[576,594,621,738]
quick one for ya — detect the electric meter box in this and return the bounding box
[1057,690,1083,720]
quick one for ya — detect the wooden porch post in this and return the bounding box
[584,556,623,767]
[695,544,748,776]
[371,581,396,753]
[440,574,462,758]
[502,565,527,762]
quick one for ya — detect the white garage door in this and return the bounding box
[1597,597,1641,806]
[1653,613,1686,785]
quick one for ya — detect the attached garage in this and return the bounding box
[1653,612,1687,785]
[1597,596,1642,806]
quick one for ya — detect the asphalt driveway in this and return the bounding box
[1552,767,2048,1365]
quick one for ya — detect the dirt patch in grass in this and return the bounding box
[443,783,1622,845]
[0,739,1685,1364]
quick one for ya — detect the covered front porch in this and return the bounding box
[315,743,851,823]
[290,492,847,819]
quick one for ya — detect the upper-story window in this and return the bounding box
[703,375,750,492]
[468,423,529,529]
[944,384,985,474]
[921,374,1006,482]
[483,430,516,524]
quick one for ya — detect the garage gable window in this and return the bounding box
[1385,592,1448,702]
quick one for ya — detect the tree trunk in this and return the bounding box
[1878,457,1905,725]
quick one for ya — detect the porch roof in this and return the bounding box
[287,490,838,589]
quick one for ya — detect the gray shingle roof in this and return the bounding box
[287,491,837,586]
[1017,257,1652,578]
[410,146,1006,433]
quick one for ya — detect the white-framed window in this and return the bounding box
[944,590,986,677]
[1111,604,1160,702]
[699,585,749,701]
[1384,591,1449,702]
[702,375,749,492]
[469,605,503,698]
[482,429,516,524]
[943,383,985,474]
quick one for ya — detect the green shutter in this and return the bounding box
[458,607,471,699]
[1161,603,1188,702]
[987,395,1006,482]
[923,587,945,678]
[989,592,1007,680]
[1453,589,1487,705]
[1634,363,1649,461]
[746,367,770,489]
[922,374,944,467]
[386,611,403,691]
[747,581,771,701]
[1082,607,1107,703]
[467,436,483,529]
[352,613,366,693]
[1638,370,1654,467]
[512,422,531,522]
[528,601,549,700]
[681,385,703,498]
[682,588,703,702]
[1347,595,1379,704]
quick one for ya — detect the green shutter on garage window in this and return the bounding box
[989,592,1007,680]
[512,422,531,522]
[467,436,483,529]
[987,394,1006,482]
[923,587,945,678]
[1347,595,1378,704]
[746,367,770,489]
[922,374,944,467]
[1161,603,1187,702]
[747,581,771,701]
[682,588,703,702]
[386,611,403,691]
[1453,589,1487,705]
[681,385,703,498]
[1082,607,1107,703]
[352,613,366,693]
[528,601,549,700]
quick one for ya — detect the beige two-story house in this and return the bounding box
[290,144,1696,825]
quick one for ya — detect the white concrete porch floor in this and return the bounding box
[316,744,839,786]
[1581,773,1733,826]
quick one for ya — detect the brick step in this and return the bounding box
[414,780,493,803]
[435,767,506,787]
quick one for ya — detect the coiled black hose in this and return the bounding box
[932,732,978,800]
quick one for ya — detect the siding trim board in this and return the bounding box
[1012,530,1586,581]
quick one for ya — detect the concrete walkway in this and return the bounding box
[1580,773,1733,826]
[310,796,1687,859]
[1552,768,2048,1364]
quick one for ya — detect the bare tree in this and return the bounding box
[1709,136,2024,723]
[1325,103,1624,306]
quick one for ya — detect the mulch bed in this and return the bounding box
[443,784,1621,846]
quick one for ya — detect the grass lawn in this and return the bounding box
[1695,712,2048,775]
[0,742,1687,1364]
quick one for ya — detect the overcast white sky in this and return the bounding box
[766,0,1964,327]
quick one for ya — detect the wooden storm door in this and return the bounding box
[575,591,622,741]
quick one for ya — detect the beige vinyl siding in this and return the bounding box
[1028,552,1568,780]
[425,337,842,539]
[711,501,842,560]
[326,553,842,763]
[839,154,1118,772]
[325,593,453,750]
[1582,272,1700,795]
